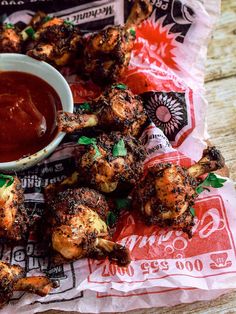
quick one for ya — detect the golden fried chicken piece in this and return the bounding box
[43,187,130,267]
[0,261,54,308]
[76,132,146,193]
[26,15,82,66]
[0,175,28,243]
[0,24,22,53]
[14,276,54,296]
[58,84,147,137]
[132,147,225,235]
[82,0,152,85]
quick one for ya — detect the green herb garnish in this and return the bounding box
[93,144,101,160]
[112,139,127,157]
[78,136,96,145]
[196,173,227,194]
[20,26,36,40]
[25,26,35,38]
[4,23,14,29]
[190,207,195,217]
[129,28,136,37]
[112,83,127,90]
[106,211,117,227]
[80,102,91,111]
[64,20,74,26]
[43,16,52,23]
[0,174,14,188]
[115,198,131,211]
[78,136,101,160]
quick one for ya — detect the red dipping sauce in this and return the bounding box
[0,71,62,162]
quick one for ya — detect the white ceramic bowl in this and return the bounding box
[0,53,74,172]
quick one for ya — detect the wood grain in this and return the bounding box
[206,76,236,182]
[205,0,236,82]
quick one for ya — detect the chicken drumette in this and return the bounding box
[82,0,152,85]
[58,84,147,137]
[0,24,22,53]
[0,261,55,308]
[132,147,225,236]
[0,175,28,243]
[25,13,82,66]
[76,132,146,194]
[43,187,130,267]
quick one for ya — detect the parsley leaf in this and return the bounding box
[25,27,35,39]
[79,102,91,111]
[78,136,96,145]
[64,20,74,26]
[190,207,195,217]
[78,136,101,160]
[106,211,117,227]
[196,173,227,194]
[112,139,127,157]
[4,23,14,29]
[93,144,102,160]
[43,16,52,23]
[112,83,127,90]
[129,28,136,37]
[115,198,131,211]
[0,174,14,188]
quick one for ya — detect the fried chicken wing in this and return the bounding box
[13,276,54,297]
[0,24,22,53]
[26,15,82,66]
[44,187,130,267]
[132,147,225,236]
[82,0,152,85]
[0,175,28,243]
[0,261,54,308]
[76,132,146,194]
[29,11,47,30]
[58,84,147,137]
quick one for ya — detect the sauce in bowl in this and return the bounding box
[0,71,62,162]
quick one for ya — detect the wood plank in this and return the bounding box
[205,0,236,82]
[206,76,236,181]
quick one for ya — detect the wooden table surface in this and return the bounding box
[45,1,236,313]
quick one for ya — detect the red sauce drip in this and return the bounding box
[0,71,62,162]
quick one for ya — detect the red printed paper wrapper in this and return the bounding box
[1,0,235,313]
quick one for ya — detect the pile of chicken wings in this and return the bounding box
[0,0,225,307]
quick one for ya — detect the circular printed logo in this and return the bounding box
[142,92,188,145]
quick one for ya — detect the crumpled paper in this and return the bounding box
[2,0,235,313]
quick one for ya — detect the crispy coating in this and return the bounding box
[76,132,146,193]
[82,0,152,85]
[43,187,131,266]
[188,146,225,178]
[0,176,28,243]
[46,187,109,224]
[0,261,54,308]
[13,276,56,297]
[26,16,82,66]
[133,147,225,236]
[0,262,24,308]
[58,84,147,137]
[29,11,47,29]
[83,25,133,85]
[132,163,197,230]
[0,25,22,53]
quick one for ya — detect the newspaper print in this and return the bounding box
[1,0,234,313]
